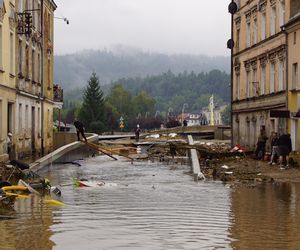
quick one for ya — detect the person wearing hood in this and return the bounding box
[135,124,141,142]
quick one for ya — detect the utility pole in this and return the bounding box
[228,0,238,146]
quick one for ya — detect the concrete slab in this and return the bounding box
[187,135,205,180]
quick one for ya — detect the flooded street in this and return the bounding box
[1,155,300,249]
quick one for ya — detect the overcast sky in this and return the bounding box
[54,0,231,56]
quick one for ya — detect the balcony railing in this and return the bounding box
[53,84,63,102]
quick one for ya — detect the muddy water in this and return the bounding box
[1,156,300,250]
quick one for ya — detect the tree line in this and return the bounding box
[55,69,230,133]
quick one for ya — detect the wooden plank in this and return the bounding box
[84,141,118,161]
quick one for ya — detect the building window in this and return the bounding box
[32,0,36,28]
[38,107,40,135]
[246,70,251,98]
[38,3,41,32]
[270,62,275,93]
[246,22,251,47]
[279,0,285,27]
[47,109,50,128]
[18,0,23,12]
[47,58,51,88]
[261,12,266,40]
[236,74,240,100]
[25,105,28,130]
[32,50,35,82]
[271,6,276,36]
[252,69,257,96]
[37,53,40,83]
[292,63,298,89]
[18,40,22,74]
[10,32,14,75]
[19,104,22,133]
[253,18,257,44]
[278,60,284,91]
[48,12,51,40]
[25,45,29,78]
[260,65,266,95]
[294,32,297,45]
[236,28,240,50]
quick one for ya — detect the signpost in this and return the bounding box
[119,116,124,130]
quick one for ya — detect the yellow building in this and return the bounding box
[0,0,16,162]
[0,0,56,161]
[42,0,56,155]
[232,0,289,150]
[284,3,300,152]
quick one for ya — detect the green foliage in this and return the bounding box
[222,105,231,125]
[89,121,106,134]
[106,84,133,119]
[79,72,105,132]
[114,70,230,114]
[132,91,156,117]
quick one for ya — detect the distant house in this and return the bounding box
[177,113,208,126]
[202,105,227,126]
[54,121,75,132]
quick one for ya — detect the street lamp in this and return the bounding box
[181,103,188,126]
[227,0,238,147]
[54,16,70,25]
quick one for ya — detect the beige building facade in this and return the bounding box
[0,0,17,162]
[232,0,290,150]
[0,0,56,161]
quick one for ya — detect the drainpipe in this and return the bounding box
[41,0,44,155]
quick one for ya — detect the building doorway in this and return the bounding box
[291,119,298,151]
[7,103,13,135]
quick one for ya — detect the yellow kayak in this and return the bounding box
[2,186,28,192]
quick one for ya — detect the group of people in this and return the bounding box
[255,130,292,167]
[74,118,141,143]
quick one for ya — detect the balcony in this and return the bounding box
[53,84,63,103]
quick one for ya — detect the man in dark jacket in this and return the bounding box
[278,133,292,167]
[74,118,87,142]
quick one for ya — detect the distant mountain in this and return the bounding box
[54,47,230,90]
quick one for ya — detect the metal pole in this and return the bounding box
[41,0,44,155]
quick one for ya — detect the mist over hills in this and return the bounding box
[54,47,230,90]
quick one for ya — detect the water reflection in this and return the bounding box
[229,182,300,250]
[1,156,300,250]
[0,195,55,249]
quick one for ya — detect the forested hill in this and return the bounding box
[112,70,230,113]
[54,48,230,90]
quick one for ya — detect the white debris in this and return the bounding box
[225,171,233,175]
[196,172,206,181]
[146,134,160,139]
[168,133,177,138]
[221,165,229,169]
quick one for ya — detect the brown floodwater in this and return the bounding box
[1,156,300,250]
